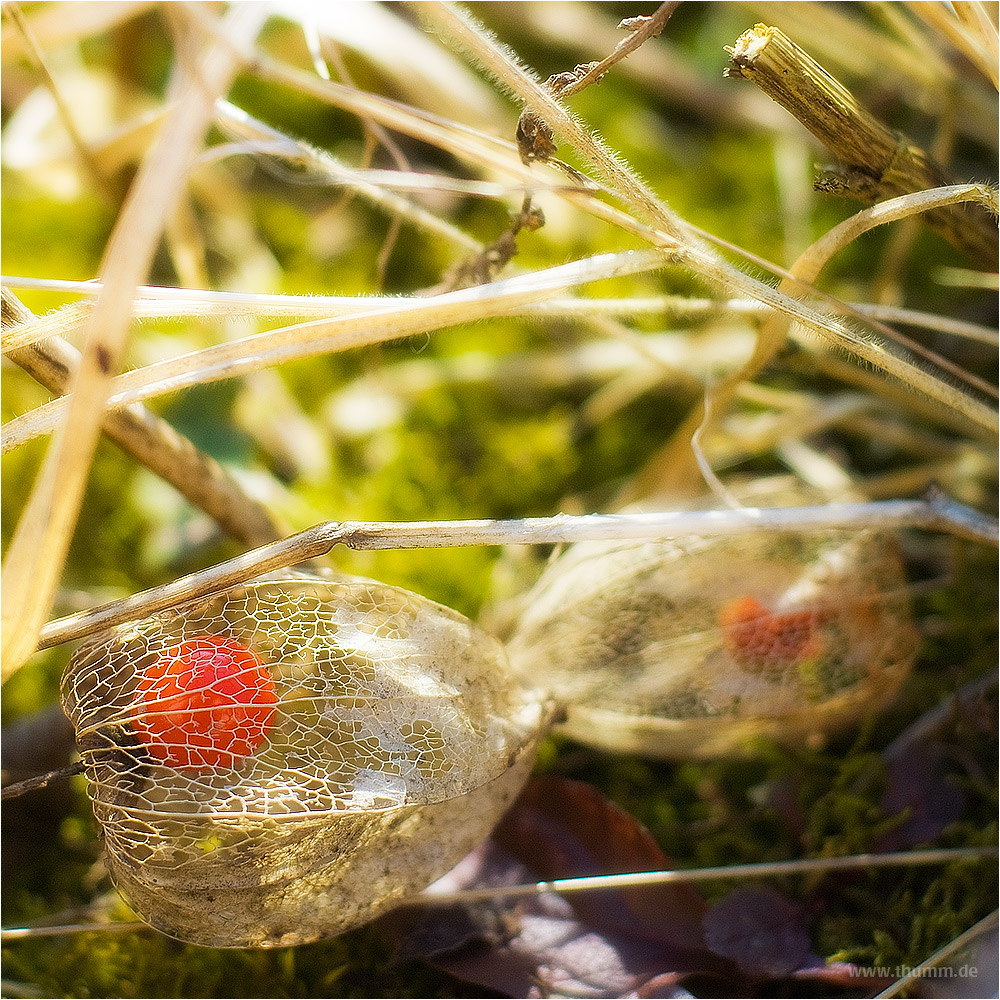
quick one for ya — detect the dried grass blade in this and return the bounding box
[0,5,269,681]
[38,497,999,650]
[2,289,283,548]
[2,251,671,453]
[7,282,991,348]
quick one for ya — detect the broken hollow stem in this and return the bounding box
[725,24,998,266]
[33,494,999,653]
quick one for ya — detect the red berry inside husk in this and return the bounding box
[718,596,824,674]
[131,636,278,770]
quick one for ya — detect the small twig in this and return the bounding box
[514,1,680,166]
[424,195,545,293]
[547,2,680,100]
[412,2,685,237]
[1,762,84,801]
[725,24,998,265]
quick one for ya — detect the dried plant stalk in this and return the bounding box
[38,496,999,652]
[726,23,998,265]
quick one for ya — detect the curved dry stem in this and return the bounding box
[645,186,999,499]
[797,184,998,277]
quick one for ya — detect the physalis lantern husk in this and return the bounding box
[506,487,919,759]
[61,573,544,947]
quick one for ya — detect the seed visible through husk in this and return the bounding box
[505,487,920,759]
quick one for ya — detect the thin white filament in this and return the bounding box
[1,847,992,938]
[410,846,999,906]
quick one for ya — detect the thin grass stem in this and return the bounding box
[407,847,999,906]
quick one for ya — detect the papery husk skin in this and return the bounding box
[61,573,543,947]
[506,485,919,759]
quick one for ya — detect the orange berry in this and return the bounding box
[718,597,822,673]
[131,636,277,770]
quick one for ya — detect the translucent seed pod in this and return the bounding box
[505,485,920,759]
[61,573,545,948]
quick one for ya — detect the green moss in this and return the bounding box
[0,180,115,292]
[2,925,500,999]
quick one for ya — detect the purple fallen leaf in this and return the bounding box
[876,742,967,852]
[702,886,812,979]
[493,776,709,953]
[874,679,996,852]
[390,837,707,999]
[386,777,888,997]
